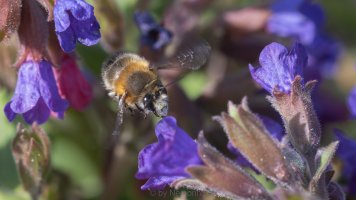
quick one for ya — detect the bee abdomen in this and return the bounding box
[101,52,148,92]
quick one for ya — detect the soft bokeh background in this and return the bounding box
[1,0,356,199]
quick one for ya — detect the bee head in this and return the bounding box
[143,86,168,117]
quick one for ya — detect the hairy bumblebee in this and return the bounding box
[102,40,211,124]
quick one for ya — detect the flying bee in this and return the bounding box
[101,40,211,127]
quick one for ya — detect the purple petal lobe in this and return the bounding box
[38,60,69,113]
[54,0,101,52]
[267,12,316,45]
[249,42,307,94]
[141,176,185,190]
[136,116,201,190]
[4,101,17,121]
[10,61,40,113]
[22,97,51,125]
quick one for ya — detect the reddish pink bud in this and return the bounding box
[54,54,92,111]
[0,0,22,42]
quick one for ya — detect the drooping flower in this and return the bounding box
[54,54,92,111]
[249,42,308,94]
[268,0,325,45]
[4,60,68,124]
[335,129,356,195]
[54,0,101,53]
[228,115,284,169]
[267,13,316,45]
[347,86,356,119]
[136,116,201,190]
[134,11,172,50]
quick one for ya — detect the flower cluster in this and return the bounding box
[2,0,98,125]
[136,42,344,200]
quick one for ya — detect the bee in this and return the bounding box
[101,40,211,127]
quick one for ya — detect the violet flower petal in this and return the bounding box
[4,101,17,121]
[38,60,68,113]
[249,42,307,94]
[267,12,316,45]
[10,61,40,113]
[22,97,51,125]
[136,116,201,190]
[54,0,100,52]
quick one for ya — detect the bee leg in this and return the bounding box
[113,93,127,136]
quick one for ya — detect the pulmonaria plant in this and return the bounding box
[2,0,99,125]
[134,11,172,50]
[137,42,344,200]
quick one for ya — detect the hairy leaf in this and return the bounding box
[268,76,320,171]
[216,98,294,187]
[184,133,273,200]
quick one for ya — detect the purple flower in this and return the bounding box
[136,116,201,190]
[305,34,340,80]
[249,42,308,94]
[4,60,68,124]
[335,129,356,195]
[268,0,325,45]
[54,0,101,53]
[134,11,172,50]
[267,13,316,45]
[228,115,284,169]
[348,86,356,119]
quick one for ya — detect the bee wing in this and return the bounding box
[155,39,211,70]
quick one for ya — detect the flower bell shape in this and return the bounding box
[54,0,101,52]
[4,60,68,124]
[54,55,92,111]
[249,42,307,94]
[136,116,201,190]
[134,11,172,50]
